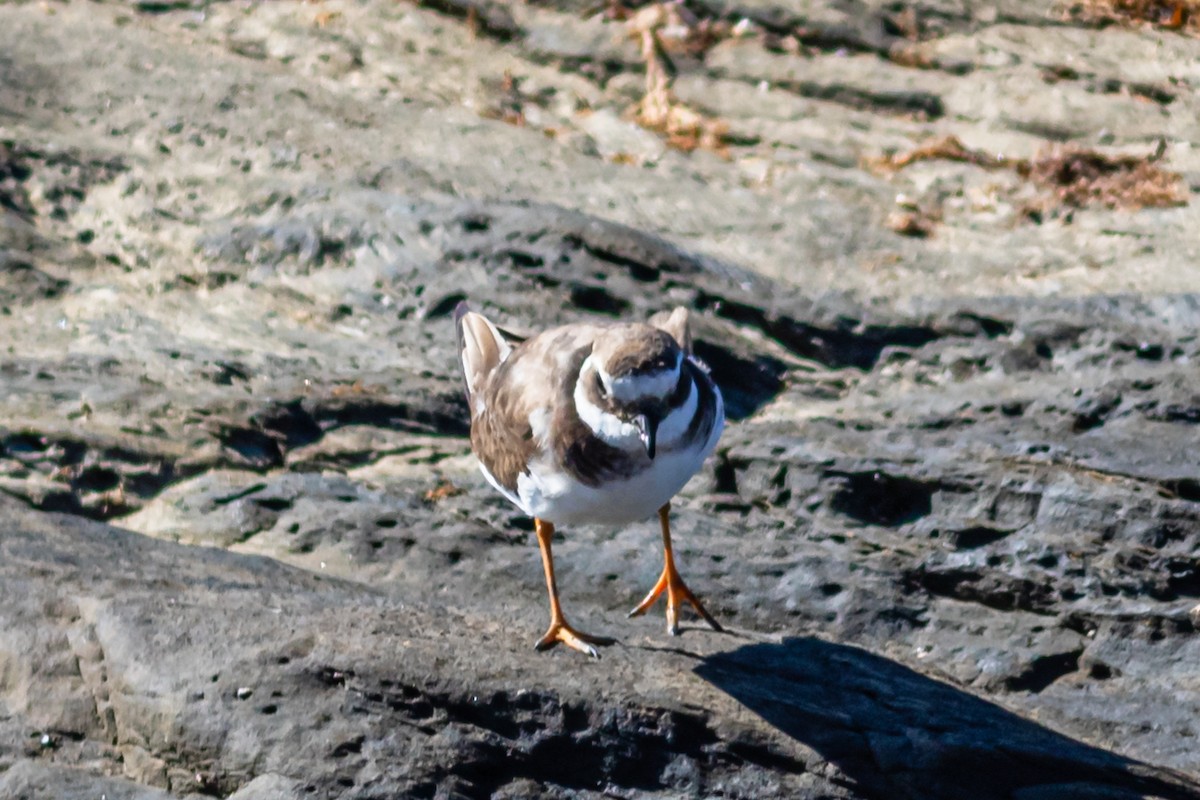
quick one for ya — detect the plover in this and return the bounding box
[455,303,725,657]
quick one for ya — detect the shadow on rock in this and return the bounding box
[695,637,1200,800]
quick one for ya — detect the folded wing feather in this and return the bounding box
[454,302,514,412]
[649,306,692,354]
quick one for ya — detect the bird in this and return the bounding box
[454,302,725,657]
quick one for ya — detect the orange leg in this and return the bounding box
[534,518,615,658]
[628,503,723,636]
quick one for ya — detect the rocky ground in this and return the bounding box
[2,0,1200,798]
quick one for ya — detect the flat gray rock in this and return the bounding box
[227,774,306,800]
[0,761,173,800]
[3,500,1200,798]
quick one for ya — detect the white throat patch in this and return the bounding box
[575,357,640,448]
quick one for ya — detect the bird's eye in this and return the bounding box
[594,373,607,398]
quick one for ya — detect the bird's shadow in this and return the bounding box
[694,637,1200,800]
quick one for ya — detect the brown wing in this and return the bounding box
[468,322,606,493]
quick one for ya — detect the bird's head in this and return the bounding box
[578,324,686,459]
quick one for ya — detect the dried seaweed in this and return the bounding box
[871,136,1187,213]
[313,10,342,28]
[625,3,732,156]
[1059,0,1199,33]
[1020,142,1187,209]
[424,480,465,503]
[479,71,529,127]
[608,0,732,55]
[867,135,1021,172]
[886,208,939,238]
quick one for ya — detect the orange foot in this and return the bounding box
[535,618,616,658]
[628,562,723,636]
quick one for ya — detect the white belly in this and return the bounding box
[514,447,703,525]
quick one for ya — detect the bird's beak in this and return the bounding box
[632,414,659,460]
